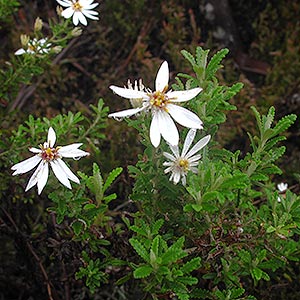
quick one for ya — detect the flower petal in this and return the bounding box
[58,144,89,158]
[155,61,169,92]
[149,112,161,147]
[182,129,196,157]
[29,147,42,153]
[15,48,26,55]
[167,104,203,129]
[62,6,74,18]
[33,161,49,195]
[56,0,71,7]
[11,155,42,175]
[186,135,211,159]
[110,85,147,99]
[76,11,88,25]
[72,11,80,25]
[47,127,56,148]
[168,88,202,102]
[163,151,176,162]
[82,10,99,20]
[108,106,146,119]
[25,160,43,192]
[157,110,179,146]
[50,160,72,189]
[56,158,80,183]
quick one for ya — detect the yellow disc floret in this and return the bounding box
[178,158,189,172]
[40,145,60,161]
[72,1,83,11]
[150,88,169,110]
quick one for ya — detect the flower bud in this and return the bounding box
[56,6,63,16]
[34,17,43,32]
[71,27,83,37]
[52,46,62,53]
[20,34,30,47]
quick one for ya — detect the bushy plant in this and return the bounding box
[0,1,299,299]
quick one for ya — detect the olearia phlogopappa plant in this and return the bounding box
[0,1,299,299]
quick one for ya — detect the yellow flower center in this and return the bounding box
[72,1,82,11]
[178,158,189,172]
[28,44,37,52]
[40,146,60,161]
[150,90,169,109]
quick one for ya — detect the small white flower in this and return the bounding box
[277,182,288,202]
[56,0,99,26]
[109,61,203,147]
[11,127,89,194]
[15,38,51,55]
[163,129,210,185]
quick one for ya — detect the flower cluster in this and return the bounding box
[109,61,203,148]
[56,0,99,26]
[109,61,211,185]
[11,127,89,194]
[15,38,51,56]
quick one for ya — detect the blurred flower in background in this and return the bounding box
[15,37,51,55]
[56,0,99,26]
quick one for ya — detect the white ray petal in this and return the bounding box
[62,6,74,18]
[186,135,211,159]
[56,158,80,183]
[58,144,89,158]
[25,161,44,192]
[84,3,99,9]
[163,152,176,161]
[164,166,172,173]
[82,10,99,20]
[188,154,201,163]
[155,61,169,92]
[56,0,71,7]
[167,104,203,129]
[15,48,26,55]
[169,144,180,158]
[168,88,202,102]
[173,172,181,184]
[149,112,161,147]
[50,160,72,189]
[11,155,42,175]
[47,127,56,148]
[110,85,147,99]
[29,147,42,153]
[72,11,80,25]
[182,129,196,157]
[37,162,49,195]
[158,110,179,146]
[108,106,146,119]
[77,11,88,25]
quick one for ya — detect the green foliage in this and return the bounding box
[129,219,201,300]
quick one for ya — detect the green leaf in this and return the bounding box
[133,265,153,278]
[72,220,83,235]
[151,219,164,235]
[181,49,196,66]
[251,267,262,280]
[129,238,149,263]
[177,276,198,285]
[206,48,229,80]
[181,257,201,274]
[161,248,187,265]
[273,114,297,135]
[103,167,123,193]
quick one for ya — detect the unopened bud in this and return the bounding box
[56,6,63,16]
[20,34,30,47]
[52,46,62,53]
[34,17,43,32]
[71,27,82,37]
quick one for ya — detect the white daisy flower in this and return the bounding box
[163,129,210,185]
[56,0,99,26]
[109,61,203,147]
[11,127,89,195]
[277,182,288,202]
[15,38,51,55]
